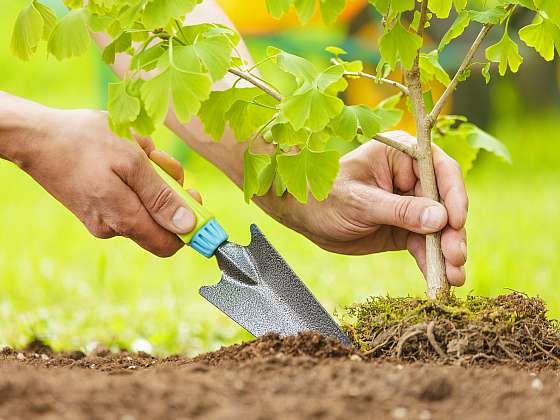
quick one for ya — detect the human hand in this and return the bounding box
[15,108,201,257]
[265,131,468,286]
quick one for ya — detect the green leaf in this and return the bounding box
[439,11,471,51]
[331,105,383,141]
[453,0,467,11]
[485,30,523,76]
[108,82,141,126]
[276,147,340,203]
[243,150,272,202]
[266,0,292,19]
[225,95,277,141]
[102,32,132,65]
[34,2,57,41]
[433,125,480,175]
[373,93,404,131]
[268,47,318,86]
[378,20,423,70]
[281,88,343,132]
[429,0,453,19]
[193,34,233,80]
[11,2,44,61]
[535,0,560,27]
[270,123,309,146]
[470,7,507,24]
[467,126,512,163]
[419,50,451,86]
[47,9,91,60]
[519,16,560,61]
[141,65,212,124]
[198,88,261,141]
[294,0,316,23]
[319,0,345,23]
[143,0,200,29]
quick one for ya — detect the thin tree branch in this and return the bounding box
[373,133,418,158]
[227,68,282,101]
[429,23,493,125]
[331,58,409,95]
[417,0,429,37]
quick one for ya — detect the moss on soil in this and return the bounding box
[342,293,560,365]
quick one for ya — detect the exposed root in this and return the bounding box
[342,293,560,366]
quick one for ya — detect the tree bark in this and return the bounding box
[405,66,449,300]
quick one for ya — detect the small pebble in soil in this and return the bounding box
[391,407,408,419]
[531,378,544,391]
[40,354,49,360]
[419,410,432,420]
[16,352,25,360]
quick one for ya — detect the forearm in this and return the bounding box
[0,92,51,167]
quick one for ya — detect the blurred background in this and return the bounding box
[1,0,559,355]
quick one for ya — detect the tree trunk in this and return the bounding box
[405,67,450,300]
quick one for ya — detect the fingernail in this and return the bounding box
[172,207,195,233]
[460,241,468,262]
[421,206,446,230]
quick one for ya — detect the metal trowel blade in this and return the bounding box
[199,224,351,346]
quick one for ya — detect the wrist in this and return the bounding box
[0,92,56,168]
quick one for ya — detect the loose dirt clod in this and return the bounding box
[343,293,560,366]
[193,331,358,366]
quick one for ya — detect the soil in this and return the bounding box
[1,331,560,420]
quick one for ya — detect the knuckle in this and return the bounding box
[394,197,415,227]
[148,187,176,214]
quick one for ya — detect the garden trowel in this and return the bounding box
[153,164,351,346]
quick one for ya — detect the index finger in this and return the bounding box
[431,145,468,230]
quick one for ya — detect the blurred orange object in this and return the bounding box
[216,0,367,35]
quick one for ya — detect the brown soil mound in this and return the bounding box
[344,293,560,366]
[194,331,358,366]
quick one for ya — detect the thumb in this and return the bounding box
[126,154,196,236]
[369,189,448,234]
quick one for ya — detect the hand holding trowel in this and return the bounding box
[153,163,351,346]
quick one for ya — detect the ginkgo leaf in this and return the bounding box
[243,150,272,202]
[319,0,345,23]
[276,147,340,203]
[270,123,309,146]
[467,126,512,163]
[47,9,91,60]
[143,0,200,29]
[429,0,453,19]
[419,50,451,86]
[535,0,560,27]
[266,0,292,19]
[470,7,507,25]
[485,30,523,76]
[141,65,212,124]
[225,96,277,141]
[193,34,232,80]
[269,47,318,86]
[294,0,315,23]
[379,20,423,70]
[330,105,383,141]
[453,0,467,12]
[11,2,44,61]
[108,82,141,126]
[281,88,343,132]
[34,2,57,41]
[198,88,262,141]
[519,16,560,61]
[439,11,471,51]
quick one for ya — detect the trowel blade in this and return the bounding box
[199,224,351,346]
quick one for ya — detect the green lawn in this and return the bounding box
[1,0,559,355]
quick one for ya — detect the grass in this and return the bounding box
[1,0,559,355]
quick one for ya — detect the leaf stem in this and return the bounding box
[331,58,409,95]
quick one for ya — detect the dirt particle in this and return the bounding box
[418,377,452,401]
[16,353,25,360]
[391,407,408,419]
[532,378,544,391]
